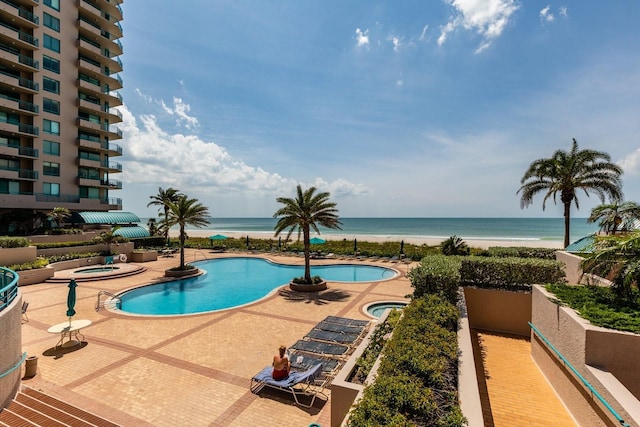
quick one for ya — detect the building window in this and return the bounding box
[43,182,60,196]
[43,161,60,176]
[43,13,60,31]
[0,180,20,194]
[43,119,60,135]
[43,34,60,53]
[43,98,60,115]
[79,186,100,199]
[43,140,60,156]
[43,55,60,73]
[43,76,60,94]
[79,150,100,161]
[44,0,60,11]
[0,111,20,125]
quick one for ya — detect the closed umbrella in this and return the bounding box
[354,238,358,254]
[400,240,405,255]
[246,235,250,249]
[278,236,282,249]
[66,279,78,323]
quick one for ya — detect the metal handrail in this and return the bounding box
[95,290,120,311]
[0,267,19,311]
[0,352,26,379]
[528,322,630,427]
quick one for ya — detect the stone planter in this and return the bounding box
[289,281,327,292]
[164,267,200,278]
[131,250,158,263]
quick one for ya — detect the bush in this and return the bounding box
[291,275,323,284]
[0,236,30,248]
[460,257,566,291]
[484,246,558,260]
[352,309,402,384]
[407,255,462,304]
[35,240,100,249]
[348,295,465,427]
[7,258,49,271]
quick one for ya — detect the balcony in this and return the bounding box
[76,117,101,132]
[103,197,122,209]
[77,97,102,114]
[35,193,81,203]
[77,38,101,57]
[0,47,38,72]
[0,22,38,50]
[101,179,121,189]
[106,142,122,156]
[0,71,38,93]
[77,156,100,167]
[0,166,38,181]
[0,95,38,115]
[0,121,38,136]
[0,0,39,28]
[0,143,37,158]
[77,57,101,76]
[106,161,121,172]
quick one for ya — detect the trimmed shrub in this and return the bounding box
[348,295,465,427]
[132,236,166,248]
[7,257,49,271]
[407,255,462,304]
[0,236,30,248]
[484,246,557,260]
[460,257,566,291]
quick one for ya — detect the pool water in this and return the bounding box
[119,257,396,315]
[367,302,408,318]
[74,266,120,274]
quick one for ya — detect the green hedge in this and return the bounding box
[132,236,166,248]
[35,240,103,249]
[483,246,557,260]
[407,255,462,304]
[348,295,465,427]
[0,236,30,248]
[460,257,566,291]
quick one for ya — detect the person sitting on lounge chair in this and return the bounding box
[272,344,291,380]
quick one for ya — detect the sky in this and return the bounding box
[116,1,640,219]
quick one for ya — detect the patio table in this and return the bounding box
[47,319,92,350]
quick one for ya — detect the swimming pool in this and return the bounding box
[365,301,408,318]
[118,257,396,316]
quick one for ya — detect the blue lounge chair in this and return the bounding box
[289,352,341,376]
[315,320,364,335]
[323,315,370,328]
[250,363,328,408]
[290,339,349,356]
[305,329,360,345]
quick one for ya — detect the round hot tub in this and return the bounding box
[364,301,408,318]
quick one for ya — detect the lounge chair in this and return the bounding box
[21,301,29,323]
[315,320,366,335]
[250,363,328,408]
[323,316,370,328]
[305,329,360,345]
[290,339,349,356]
[289,353,341,376]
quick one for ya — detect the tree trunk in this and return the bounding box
[179,225,185,268]
[563,201,571,248]
[303,226,311,282]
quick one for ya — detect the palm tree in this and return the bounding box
[95,226,125,256]
[588,201,640,235]
[518,139,623,247]
[273,185,342,283]
[581,232,640,302]
[440,235,470,256]
[47,207,71,228]
[147,218,159,236]
[147,187,182,243]
[164,195,210,269]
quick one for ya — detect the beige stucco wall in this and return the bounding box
[27,232,99,244]
[0,247,38,267]
[0,291,23,409]
[556,250,583,285]
[530,285,640,427]
[463,287,532,337]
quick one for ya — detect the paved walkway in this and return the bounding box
[474,331,578,427]
[19,250,414,426]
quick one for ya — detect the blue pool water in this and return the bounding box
[367,302,408,318]
[119,257,396,315]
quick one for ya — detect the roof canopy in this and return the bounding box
[70,211,141,225]
[564,234,596,253]
[113,226,150,239]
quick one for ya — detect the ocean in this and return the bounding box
[138,217,600,244]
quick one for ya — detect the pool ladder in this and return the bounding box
[95,290,121,312]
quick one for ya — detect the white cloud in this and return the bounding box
[388,35,403,51]
[439,0,519,53]
[116,103,366,206]
[539,6,554,22]
[135,90,199,130]
[559,7,568,18]
[619,149,640,176]
[355,28,369,47]
[419,25,430,42]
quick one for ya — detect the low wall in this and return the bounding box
[130,250,158,263]
[556,250,583,285]
[531,285,640,426]
[28,232,98,244]
[37,242,134,259]
[0,292,23,409]
[0,247,37,267]
[17,267,55,286]
[463,287,531,337]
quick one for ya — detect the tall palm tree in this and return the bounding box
[273,185,342,283]
[588,201,640,235]
[96,226,124,256]
[147,187,182,243]
[47,207,71,228]
[164,195,210,269]
[518,139,623,247]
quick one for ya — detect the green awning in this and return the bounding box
[564,234,596,253]
[113,226,150,239]
[70,211,141,224]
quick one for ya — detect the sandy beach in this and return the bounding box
[172,229,563,250]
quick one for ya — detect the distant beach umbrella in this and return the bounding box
[66,279,78,322]
[209,234,227,240]
[310,237,326,245]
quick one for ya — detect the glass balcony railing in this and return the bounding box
[108,162,122,171]
[19,146,38,157]
[35,193,80,203]
[0,0,39,25]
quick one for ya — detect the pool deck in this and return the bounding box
[19,250,415,426]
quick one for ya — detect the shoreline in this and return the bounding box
[171,229,564,250]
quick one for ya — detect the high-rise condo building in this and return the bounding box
[0,0,123,233]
